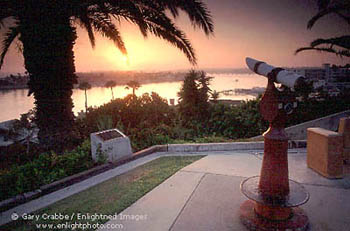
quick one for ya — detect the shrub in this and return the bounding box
[77,79,350,152]
[0,140,94,201]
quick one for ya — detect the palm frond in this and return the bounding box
[101,2,198,64]
[308,1,350,29]
[70,0,213,64]
[0,9,15,30]
[75,10,96,48]
[0,24,20,69]
[95,1,149,37]
[295,35,350,57]
[141,8,197,64]
[118,1,149,37]
[148,0,214,35]
[307,8,332,29]
[90,13,127,54]
[295,46,350,57]
[310,36,350,49]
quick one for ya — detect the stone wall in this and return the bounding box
[251,110,350,140]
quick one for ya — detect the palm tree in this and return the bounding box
[211,90,220,103]
[105,80,117,100]
[296,0,350,57]
[125,80,141,97]
[78,82,92,113]
[0,1,214,149]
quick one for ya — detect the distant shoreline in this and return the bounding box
[0,72,257,91]
[0,85,28,90]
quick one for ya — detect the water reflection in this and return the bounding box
[1,73,266,122]
[0,89,34,122]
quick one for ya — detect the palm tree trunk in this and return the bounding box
[19,11,78,151]
[85,89,88,112]
[110,87,114,100]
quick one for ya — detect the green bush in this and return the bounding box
[76,76,350,152]
[128,125,173,151]
[0,140,94,201]
[78,92,175,151]
[288,96,350,127]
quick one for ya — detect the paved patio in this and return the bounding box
[1,148,349,230]
[100,150,350,231]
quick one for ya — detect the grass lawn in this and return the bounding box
[2,155,204,231]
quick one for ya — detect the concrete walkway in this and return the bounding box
[99,150,350,231]
[1,149,350,230]
[0,150,261,226]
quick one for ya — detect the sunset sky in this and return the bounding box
[1,0,349,73]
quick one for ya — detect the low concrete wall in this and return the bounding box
[167,142,264,152]
[252,110,350,140]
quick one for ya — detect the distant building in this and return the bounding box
[313,80,326,89]
[288,67,325,82]
[288,64,350,94]
[326,86,341,97]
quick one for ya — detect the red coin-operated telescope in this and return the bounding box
[240,58,309,231]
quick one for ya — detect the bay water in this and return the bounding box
[0,73,266,122]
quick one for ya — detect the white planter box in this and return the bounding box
[90,129,132,163]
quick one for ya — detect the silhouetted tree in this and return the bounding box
[0,1,214,150]
[296,0,350,57]
[178,70,212,123]
[105,80,117,100]
[211,90,220,103]
[125,81,141,97]
[79,82,91,113]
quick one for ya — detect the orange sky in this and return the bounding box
[1,0,349,73]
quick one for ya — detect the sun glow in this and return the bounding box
[122,55,130,66]
[102,48,131,70]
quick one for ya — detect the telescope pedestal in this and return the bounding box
[240,200,308,231]
[239,78,309,230]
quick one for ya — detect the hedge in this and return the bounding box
[0,140,95,201]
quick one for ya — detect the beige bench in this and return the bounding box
[339,118,350,164]
[307,128,343,178]
[307,117,350,178]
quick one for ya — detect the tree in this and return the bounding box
[197,71,213,102]
[0,1,214,150]
[78,82,92,113]
[211,90,220,103]
[125,80,141,97]
[105,80,117,100]
[178,70,212,123]
[8,110,37,155]
[296,0,350,57]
